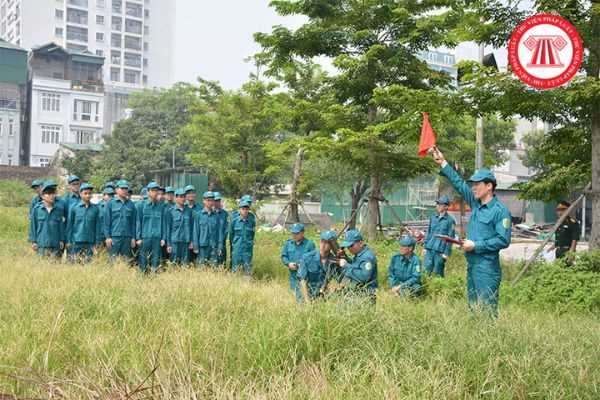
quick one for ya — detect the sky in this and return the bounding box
[172,0,306,90]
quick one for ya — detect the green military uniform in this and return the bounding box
[104,180,137,261]
[66,183,102,263]
[136,182,167,272]
[29,181,65,258]
[555,216,580,259]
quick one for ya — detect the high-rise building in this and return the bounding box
[0,0,176,139]
[0,38,27,166]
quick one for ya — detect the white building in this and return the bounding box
[28,43,104,167]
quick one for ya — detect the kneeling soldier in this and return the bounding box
[66,183,102,263]
[338,230,378,302]
[388,236,422,297]
[165,188,193,265]
[29,180,65,258]
[298,230,338,302]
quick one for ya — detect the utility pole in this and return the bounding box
[475,42,485,170]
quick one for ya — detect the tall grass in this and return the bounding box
[1,207,599,399]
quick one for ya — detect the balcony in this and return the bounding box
[71,80,104,93]
[68,0,89,8]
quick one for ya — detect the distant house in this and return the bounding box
[150,167,209,193]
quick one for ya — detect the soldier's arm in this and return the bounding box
[164,211,172,247]
[403,257,421,287]
[439,164,477,209]
[66,207,75,244]
[473,209,512,254]
[59,210,66,244]
[345,257,375,283]
[103,202,112,239]
[297,257,311,301]
[28,210,36,243]
[387,256,397,288]
[192,213,199,251]
[94,210,102,245]
[135,203,143,240]
[281,242,291,266]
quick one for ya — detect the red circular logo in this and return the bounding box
[508,14,583,90]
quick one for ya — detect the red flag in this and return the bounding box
[418,112,437,157]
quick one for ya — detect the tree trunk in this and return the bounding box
[591,110,600,250]
[349,181,368,230]
[289,147,305,223]
[366,104,380,241]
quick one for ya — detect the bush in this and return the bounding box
[0,180,32,207]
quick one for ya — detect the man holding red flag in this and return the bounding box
[420,116,512,318]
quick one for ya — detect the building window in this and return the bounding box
[41,93,61,112]
[7,154,12,166]
[144,9,149,18]
[124,35,141,50]
[55,9,64,19]
[0,98,17,109]
[144,25,148,34]
[111,15,122,30]
[55,27,64,37]
[125,18,141,34]
[143,41,148,51]
[96,32,104,41]
[124,52,141,68]
[112,0,122,13]
[96,14,104,24]
[66,25,88,42]
[66,43,88,52]
[0,118,2,137]
[41,125,61,144]
[110,67,120,81]
[142,74,147,85]
[123,69,140,84]
[111,50,121,64]
[67,8,88,24]
[97,0,105,7]
[143,57,147,67]
[68,0,89,7]
[96,49,104,57]
[74,129,96,144]
[8,119,13,136]
[125,2,142,18]
[74,100,99,122]
[111,32,121,47]
[39,157,51,167]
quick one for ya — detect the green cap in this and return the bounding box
[320,230,337,241]
[146,181,160,190]
[241,194,253,204]
[184,185,196,194]
[238,199,251,208]
[468,168,496,184]
[174,188,185,197]
[41,180,58,193]
[290,223,305,234]
[164,186,175,194]
[398,236,417,247]
[67,175,80,184]
[213,192,222,201]
[340,229,363,248]
[103,187,115,195]
[436,195,450,205]
[104,181,115,189]
[116,179,129,189]
[31,179,44,188]
[203,191,215,199]
[80,183,94,191]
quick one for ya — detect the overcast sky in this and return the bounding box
[172,0,305,89]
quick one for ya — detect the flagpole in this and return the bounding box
[475,41,485,170]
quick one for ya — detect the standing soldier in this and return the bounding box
[281,223,316,302]
[104,180,137,262]
[338,230,378,303]
[431,148,511,317]
[29,180,65,258]
[29,179,44,217]
[423,195,456,277]
[184,185,201,262]
[136,182,167,272]
[388,236,422,297]
[298,230,339,302]
[165,188,194,265]
[98,186,115,246]
[66,183,102,263]
[213,192,229,266]
[64,175,81,214]
[192,191,219,265]
[229,199,256,275]
[549,201,581,261]
[164,187,175,209]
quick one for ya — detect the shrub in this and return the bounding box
[0,180,32,207]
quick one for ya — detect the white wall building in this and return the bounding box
[28,43,104,167]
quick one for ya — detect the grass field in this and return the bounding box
[1,207,599,399]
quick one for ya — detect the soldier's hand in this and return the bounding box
[59,241,65,250]
[160,240,165,247]
[430,146,446,166]
[339,259,348,267]
[31,243,38,251]
[105,238,112,249]
[131,239,137,248]
[136,239,143,246]
[167,246,172,254]
[188,242,193,250]
[441,254,448,261]
[92,246,98,255]
[461,239,475,252]
[288,263,298,271]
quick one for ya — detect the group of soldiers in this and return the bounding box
[28,176,257,274]
[26,145,582,316]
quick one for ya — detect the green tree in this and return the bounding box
[255,0,477,240]
[460,0,600,248]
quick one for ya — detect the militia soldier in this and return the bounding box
[165,188,193,265]
[431,147,511,317]
[423,195,456,277]
[104,180,137,261]
[164,187,175,209]
[98,186,115,245]
[297,230,339,302]
[388,236,422,297]
[281,223,316,302]
[549,201,580,260]
[136,182,167,272]
[338,230,378,302]
[229,199,256,275]
[64,175,81,214]
[66,183,102,263]
[192,191,219,265]
[213,192,229,266]
[29,180,65,258]
[29,179,44,217]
